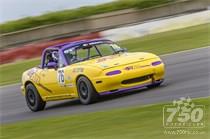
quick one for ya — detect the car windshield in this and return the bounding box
[63,41,124,64]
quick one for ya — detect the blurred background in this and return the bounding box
[0,1,210,138]
[0,0,209,86]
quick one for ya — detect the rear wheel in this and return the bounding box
[77,76,98,104]
[25,83,46,112]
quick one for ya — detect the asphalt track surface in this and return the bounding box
[0,47,210,124]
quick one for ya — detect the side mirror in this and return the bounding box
[47,62,58,69]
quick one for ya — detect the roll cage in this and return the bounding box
[40,39,127,69]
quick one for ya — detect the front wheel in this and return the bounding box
[25,83,46,112]
[77,76,98,104]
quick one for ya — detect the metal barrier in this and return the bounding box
[0,0,209,48]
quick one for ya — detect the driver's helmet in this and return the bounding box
[52,51,59,62]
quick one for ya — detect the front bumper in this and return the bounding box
[93,62,165,93]
[99,79,164,95]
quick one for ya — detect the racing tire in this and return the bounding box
[25,83,46,112]
[77,76,98,105]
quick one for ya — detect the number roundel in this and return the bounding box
[58,69,65,84]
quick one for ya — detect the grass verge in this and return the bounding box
[0,0,174,33]
[1,97,209,139]
[0,23,209,86]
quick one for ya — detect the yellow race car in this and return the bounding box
[21,39,165,111]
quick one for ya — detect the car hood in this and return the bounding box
[74,52,158,69]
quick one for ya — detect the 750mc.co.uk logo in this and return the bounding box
[163,97,205,128]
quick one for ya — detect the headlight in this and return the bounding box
[106,70,121,76]
[152,61,162,66]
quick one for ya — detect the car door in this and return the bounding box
[39,49,68,95]
[39,68,68,95]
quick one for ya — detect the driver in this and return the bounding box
[46,51,58,66]
[52,51,59,63]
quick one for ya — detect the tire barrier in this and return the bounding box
[0,32,100,64]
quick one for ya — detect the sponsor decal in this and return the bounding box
[27,68,41,84]
[97,57,109,63]
[30,74,40,84]
[96,55,116,63]
[100,64,109,68]
[27,68,38,77]
[64,48,73,54]
[27,68,52,93]
[124,66,134,71]
[64,83,74,87]
[139,65,150,68]
[86,41,103,45]
[86,40,112,46]
[66,76,71,81]
[124,65,150,71]
[73,68,84,73]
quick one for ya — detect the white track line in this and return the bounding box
[161,46,210,57]
[0,83,21,89]
[0,46,209,88]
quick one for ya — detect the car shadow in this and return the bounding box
[45,84,168,110]
[45,99,81,110]
[98,84,167,102]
